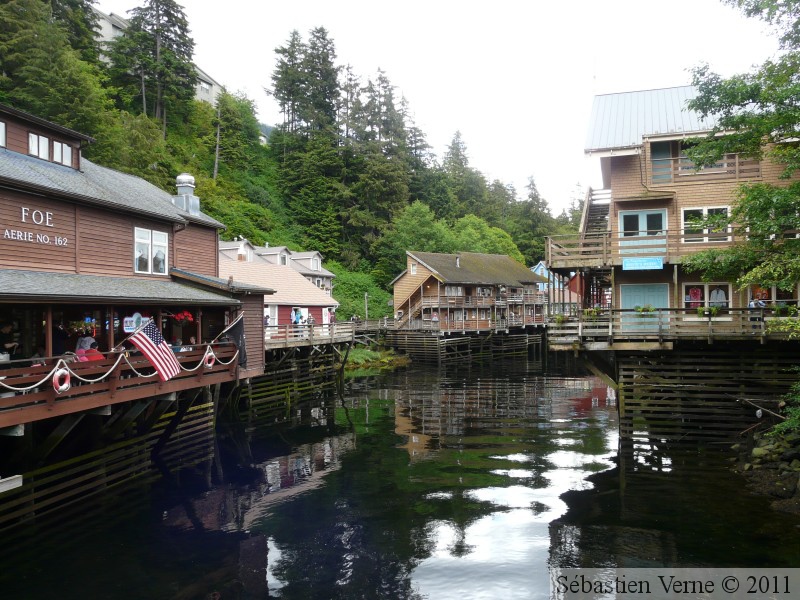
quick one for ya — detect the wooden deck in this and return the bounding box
[264,323,355,349]
[546,230,742,271]
[0,344,238,428]
[547,307,792,350]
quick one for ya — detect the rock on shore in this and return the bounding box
[732,432,800,515]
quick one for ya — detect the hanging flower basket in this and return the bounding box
[171,310,194,324]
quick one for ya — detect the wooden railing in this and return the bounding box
[0,344,238,428]
[546,307,789,346]
[264,323,355,347]
[546,229,738,269]
[651,154,761,184]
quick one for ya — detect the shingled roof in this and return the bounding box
[408,252,547,286]
[0,148,224,228]
[219,259,338,307]
[0,269,240,305]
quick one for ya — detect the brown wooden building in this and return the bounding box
[392,251,548,332]
[0,103,272,433]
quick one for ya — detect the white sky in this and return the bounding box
[98,0,779,213]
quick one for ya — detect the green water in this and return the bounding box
[3,359,799,599]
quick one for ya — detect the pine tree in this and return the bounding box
[108,0,196,133]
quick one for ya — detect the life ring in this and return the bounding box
[52,368,71,394]
[203,352,216,368]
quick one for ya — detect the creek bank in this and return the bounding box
[343,347,410,372]
[732,431,800,515]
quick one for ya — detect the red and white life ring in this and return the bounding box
[52,368,71,394]
[203,352,216,368]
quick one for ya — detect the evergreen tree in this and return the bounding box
[270,30,306,135]
[108,0,196,132]
[50,0,101,64]
[298,27,339,135]
[0,0,110,134]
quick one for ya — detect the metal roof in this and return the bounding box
[585,86,720,153]
[0,269,240,305]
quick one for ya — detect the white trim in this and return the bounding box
[618,208,668,237]
[681,206,731,243]
[0,121,5,147]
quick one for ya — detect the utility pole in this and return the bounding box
[364,292,368,321]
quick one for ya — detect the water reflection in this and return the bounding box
[4,358,799,600]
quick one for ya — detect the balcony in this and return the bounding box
[0,343,238,428]
[546,229,738,271]
[651,154,761,185]
[547,308,787,350]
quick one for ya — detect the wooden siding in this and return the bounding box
[239,294,265,376]
[2,113,80,170]
[0,189,78,272]
[78,204,171,277]
[174,222,218,277]
[393,257,437,311]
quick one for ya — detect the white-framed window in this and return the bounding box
[684,283,731,309]
[410,263,417,275]
[312,257,320,271]
[445,285,463,297]
[682,207,730,243]
[134,227,168,275]
[315,277,322,287]
[0,122,6,147]
[199,80,211,92]
[52,141,73,167]
[28,133,49,160]
[280,253,288,266]
[750,284,798,305]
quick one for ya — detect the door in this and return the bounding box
[619,210,667,255]
[620,284,669,331]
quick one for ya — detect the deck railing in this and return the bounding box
[651,154,761,184]
[0,343,238,428]
[546,229,739,269]
[546,307,789,345]
[264,323,355,347]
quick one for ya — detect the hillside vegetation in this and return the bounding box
[0,0,580,317]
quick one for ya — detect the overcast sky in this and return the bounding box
[98,0,779,213]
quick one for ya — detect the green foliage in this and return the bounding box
[770,369,800,435]
[328,261,392,319]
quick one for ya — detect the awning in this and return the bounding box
[0,269,241,305]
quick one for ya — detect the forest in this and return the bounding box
[0,0,581,317]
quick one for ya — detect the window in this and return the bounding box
[750,284,798,306]
[410,263,417,275]
[682,207,730,243]
[620,210,665,237]
[280,253,288,266]
[134,227,168,275]
[52,142,73,167]
[445,285,463,297]
[684,283,731,309]
[28,133,49,160]
[312,257,320,271]
[0,122,5,147]
[315,277,322,287]
[199,80,211,92]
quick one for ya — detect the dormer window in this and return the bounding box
[0,122,5,147]
[53,141,73,167]
[280,254,288,266]
[312,257,320,271]
[28,133,49,160]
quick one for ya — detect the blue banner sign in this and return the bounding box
[622,257,664,271]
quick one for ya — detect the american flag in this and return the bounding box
[129,320,181,382]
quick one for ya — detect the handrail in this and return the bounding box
[545,228,739,267]
[546,307,789,343]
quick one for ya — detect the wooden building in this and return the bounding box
[544,86,800,442]
[392,251,548,332]
[0,103,272,433]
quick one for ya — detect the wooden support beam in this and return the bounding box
[34,413,85,465]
